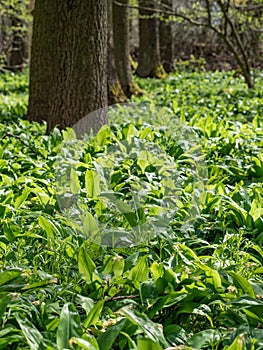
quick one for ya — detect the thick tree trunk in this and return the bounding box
[28,0,107,134]
[136,0,166,78]
[112,0,142,97]
[108,0,127,105]
[160,0,175,73]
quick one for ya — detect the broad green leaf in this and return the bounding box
[139,127,154,140]
[21,278,57,290]
[0,336,24,349]
[228,334,245,350]
[148,292,187,319]
[70,168,81,194]
[57,303,81,350]
[243,308,262,324]
[78,242,96,282]
[0,294,11,322]
[84,300,104,328]
[123,123,137,140]
[97,318,127,350]
[15,314,44,350]
[38,216,56,240]
[196,262,223,291]
[228,271,255,298]
[176,303,213,328]
[187,329,217,349]
[14,187,31,209]
[64,236,75,258]
[128,256,149,283]
[62,128,76,141]
[178,243,199,261]
[150,261,164,281]
[103,255,125,277]
[0,269,22,287]
[140,280,159,305]
[122,307,169,348]
[137,338,163,350]
[120,331,138,350]
[85,169,101,198]
[31,184,50,205]
[230,296,263,306]
[94,125,111,146]
[81,212,99,238]
[138,151,151,174]
[249,199,263,221]
[70,336,99,350]
[250,244,263,261]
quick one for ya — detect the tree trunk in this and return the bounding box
[9,16,26,72]
[0,2,28,72]
[160,0,175,73]
[136,0,166,78]
[108,0,127,105]
[0,13,7,68]
[112,0,142,97]
[28,0,107,134]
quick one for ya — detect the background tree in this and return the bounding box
[160,0,175,73]
[28,0,107,133]
[0,0,30,71]
[127,0,262,87]
[136,0,166,78]
[108,0,127,105]
[113,0,142,96]
[9,14,25,71]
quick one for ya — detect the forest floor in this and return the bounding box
[0,69,263,349]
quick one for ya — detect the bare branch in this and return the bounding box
[2,132,40,156]
[105,294,139,303]
[113,0,256,88]
[205,0,212,26]
[113,0,212,27]
[234,4,263,12]
[216,0,250,73]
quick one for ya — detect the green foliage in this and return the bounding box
[0,70,28,121]
[0,70,263,349]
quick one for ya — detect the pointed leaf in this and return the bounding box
[70,168,81,194]
[78,242,96,282]
[57,303,81,350]
[14,188,31,209]
[228,271,255,298]
[85,170,101,198]
[84,300,104,328]
[137,338,163,350]
[97,318,127,350]
[15,314,44,350]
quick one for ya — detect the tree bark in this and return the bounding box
[136,0,166,78]
[9,16,26,72]
[112,0,142,97]
[28,0,107,133]
[0,1,28,72]
[108,0,127,105]
[160,0,175,73]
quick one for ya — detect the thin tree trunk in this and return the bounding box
[136,0,166,78]
[160,0,175,73]
[108,0,127,105]
[9,16,26,72]
[28,0,107,133]
[113,0,143,97]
